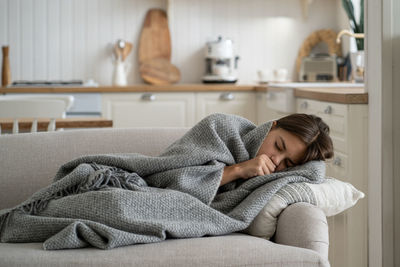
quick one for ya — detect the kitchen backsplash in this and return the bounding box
[0,0,349,85]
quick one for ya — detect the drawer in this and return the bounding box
[297,98,347,117]
[296,98,348,153]
[326,151,348,179]
[330,135,347,154]
[265,88,296,113]
[195,92,257,123]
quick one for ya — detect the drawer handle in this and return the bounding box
[300,101,308,109]
[141,93,156,101]
[324,105,333,114]
[266,92,276,100]
[333,157,342,166]
[220,92,235,101]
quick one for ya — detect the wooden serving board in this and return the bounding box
[138,9,171,64]
[140,58,180,85]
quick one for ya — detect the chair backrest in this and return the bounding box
[1,94,74,112]
[0,95,74,134]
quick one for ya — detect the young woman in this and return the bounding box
[220,113,334,186]
[0,112,334,250]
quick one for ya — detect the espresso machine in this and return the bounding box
[202,36,239,83]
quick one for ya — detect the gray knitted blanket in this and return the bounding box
[0,113,325,250]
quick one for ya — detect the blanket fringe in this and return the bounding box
[18,163,147,216]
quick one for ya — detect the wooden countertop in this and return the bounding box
[0,84,257,93]
[0,117,113,132]
[0,83,368,104]
[293,87,368,104]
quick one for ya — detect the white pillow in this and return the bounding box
[245,177,365,239]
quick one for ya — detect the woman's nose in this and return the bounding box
[271,154,283,166]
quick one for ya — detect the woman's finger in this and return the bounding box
[261,163,270,175]
[261,154,276,173]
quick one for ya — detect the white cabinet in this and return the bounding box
[256,92,292,124]
[297,98,368,267]
[195,92,257,124]
[102,91,258,128]
[102,93,196,128]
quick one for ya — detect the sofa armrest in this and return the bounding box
[275,202,329,260]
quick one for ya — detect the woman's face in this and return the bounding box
[257,123,307,172]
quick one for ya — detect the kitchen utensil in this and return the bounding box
[114,43,122,61]
[113,39,127,61]
[117,39,125,50]
[202,36,239,83]
[2,46,11,86]
[121,42,133,61]
[138,9,171,64]
[139,58,180,85]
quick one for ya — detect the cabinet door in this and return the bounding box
[256,92,292,125]
[296,97,368,267]
[195,92,257,123]
[102,93,195,128]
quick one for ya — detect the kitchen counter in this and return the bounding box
[0,84,257,93]
[0,83,368,104]
[255,83,367,104]
[294,87,368,104]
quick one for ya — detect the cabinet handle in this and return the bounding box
[333,157,342,166]
[220,92,235,101]
[300,101,308,109]
[324,105,333,114]
[266,92,275,100]
[141,93,156,101]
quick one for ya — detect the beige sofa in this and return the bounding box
[0,128,330,267]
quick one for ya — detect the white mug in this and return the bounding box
[257,69,274,82]
[274,68,288,82]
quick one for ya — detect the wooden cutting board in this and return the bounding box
[138,9,171,64]
[140,58,180,85]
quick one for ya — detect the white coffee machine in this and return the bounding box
[202,36,239,83]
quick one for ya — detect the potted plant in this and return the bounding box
[342,0,364,82]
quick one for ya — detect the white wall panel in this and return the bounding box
[20,0,33,80]
[86,0,99,81]
[0,0,8,59]
[97,0,113,85]
[47,0,60,80]
[73,0,87,79]
[0,0,344,85]
[8,0,20,80]
[60,0,73,80]
[33,0,47,79]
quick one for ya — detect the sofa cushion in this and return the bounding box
[0,128,188,210]
[0,233,328,267]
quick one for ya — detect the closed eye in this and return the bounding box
[274,142,282,151]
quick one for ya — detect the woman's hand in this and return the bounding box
[220,154,276,186]
[236,154,276,179]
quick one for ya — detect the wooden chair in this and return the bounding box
[0,95,74,134]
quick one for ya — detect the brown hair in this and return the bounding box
[275,113,334,163]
